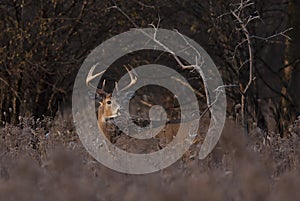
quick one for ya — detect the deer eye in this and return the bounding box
[106,100,112,105]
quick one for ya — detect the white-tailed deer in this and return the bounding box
[86,64,203,149]
[86,65,137,141]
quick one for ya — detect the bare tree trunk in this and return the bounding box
[280,0,300,136]
[289,0,300,115]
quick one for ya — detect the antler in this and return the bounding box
[86,63,137,91]
[116,64,138,92]
[86,63,106,89]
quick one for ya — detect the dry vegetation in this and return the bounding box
[0,0,299,200]
[0,114,299,201]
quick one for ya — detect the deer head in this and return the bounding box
[95,88,120,124]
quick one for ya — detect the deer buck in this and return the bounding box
[86,64,203,150]
[86,64,137,141]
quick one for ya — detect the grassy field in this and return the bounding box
[0,115,299,201]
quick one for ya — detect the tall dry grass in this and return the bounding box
[0,115,299,201]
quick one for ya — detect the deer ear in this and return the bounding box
[96,89,106,95]
[124,91,135,100]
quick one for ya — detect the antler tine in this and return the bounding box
[119,64,138,92]
[86,63,106,89]
[102,79,106,89]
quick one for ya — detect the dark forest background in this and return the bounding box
[0,0,299,135]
